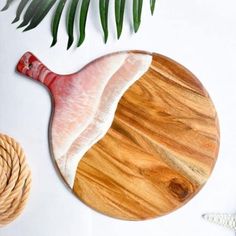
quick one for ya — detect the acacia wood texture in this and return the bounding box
[73,53,220,220]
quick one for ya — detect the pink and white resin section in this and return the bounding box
[17,52,152,187]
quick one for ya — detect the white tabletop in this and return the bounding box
[0,1,236,236]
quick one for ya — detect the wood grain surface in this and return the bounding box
[73,52,220,220]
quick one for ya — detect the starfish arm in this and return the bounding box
[202,213,236,231]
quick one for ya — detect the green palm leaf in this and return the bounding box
[2,0,156,48]
[99,0,109,43]
[115,0,125,39]
[17,0,41,28]
[51,0,67,47]
[67,0,80,49]
[12,0,30,23]
[78,0,90,47]
[1,0,16,11]
[150,0,156,15]
[24,0,57,31]
[133,0,143,33]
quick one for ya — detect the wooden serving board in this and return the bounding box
[17,51,219,221]
[73,53,219,220]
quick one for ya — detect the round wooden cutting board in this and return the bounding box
[73,52,220,220]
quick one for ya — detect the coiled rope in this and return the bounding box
[0,134,31,226]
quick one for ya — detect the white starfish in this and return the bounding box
[202,213,236,231]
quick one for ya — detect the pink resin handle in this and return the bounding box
[17,52,57,88]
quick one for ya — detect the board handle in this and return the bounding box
[17,52,55,87]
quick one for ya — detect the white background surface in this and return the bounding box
[0,0,236,235]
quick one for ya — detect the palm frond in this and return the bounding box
[24,0,57,31]
[99,0,109,43]
[2,0,156,48]
[17,0,41,28]
[78,0,90,47]
[51,0,66,47]
[12,0,30,23]
[133,0,143,33]
[67,0,79,49]
[115,0,125,39]
[1,0,15,11]
[150,0,156,15]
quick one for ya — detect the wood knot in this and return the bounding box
[168,178,192,202]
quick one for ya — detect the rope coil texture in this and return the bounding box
[0,134,31,226]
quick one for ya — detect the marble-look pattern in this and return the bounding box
[17,52,152,187]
